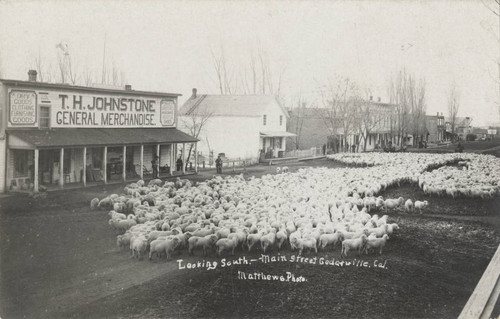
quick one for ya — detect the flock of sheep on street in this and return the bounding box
[91,153,499,261]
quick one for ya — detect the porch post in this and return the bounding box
[156,144,160,176]
[122,146,127,181]
[34,149,39,192]
[59,148,64,188]
[103,146,107,184]
[169,144,173,175]
[194,142,198,173]
[140,145,144,179]
[182,143,186,174]
[83,147,87,187]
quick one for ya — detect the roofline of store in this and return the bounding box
[0,79,182,98]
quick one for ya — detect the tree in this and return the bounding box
[355,99,386,152]
[210,42,286,102]
[448,85,460,142]
[409,78,427,147]
[287,94,310,150]
[31,41,126,87]
[318,77,360,152]
[388,69,426,149]
[180,105,214,169]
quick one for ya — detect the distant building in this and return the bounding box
[425,113,445,144]
[287,98,396,153]
[286,107,329,151]
[444,116,472,142]
[178,89,294,164]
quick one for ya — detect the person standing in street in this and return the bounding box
[215,155,223,174]
[176,156,183,172]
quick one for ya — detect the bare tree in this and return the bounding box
[388,69,418,149]
[288,94,310,150]
[448,85,460,142]
[210,44,234,94]
[180,105,215,169]
[210,42,286,101]
[355,100,387,152]
[318,77,360,152]
[408,78,427,147]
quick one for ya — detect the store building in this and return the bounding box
[0,71,198,193]
[178,89,294,163]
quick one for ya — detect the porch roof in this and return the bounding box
[7,128,198,149]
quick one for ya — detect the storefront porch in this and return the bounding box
[6,128,198,192]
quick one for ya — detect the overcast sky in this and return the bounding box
[1,0,499,126]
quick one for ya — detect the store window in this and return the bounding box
[13,150,30,177]
[40,106,50,129]
[263,114,267,126]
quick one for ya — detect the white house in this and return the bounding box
[178,89,295,164]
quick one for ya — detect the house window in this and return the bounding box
[263,114,267,126]
[280,115,283,126]
[13,150,30,178]
[40,106,50,129]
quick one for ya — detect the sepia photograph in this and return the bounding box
[0,0,499,318]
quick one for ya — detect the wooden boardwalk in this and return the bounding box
[459,244,500,319]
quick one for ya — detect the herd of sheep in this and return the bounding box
[91,153,499,262]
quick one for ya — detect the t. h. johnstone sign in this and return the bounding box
[7,88,176,128]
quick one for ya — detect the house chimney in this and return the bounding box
[28,70,37,82]
[192,88,197,99]
[124,84,132,91]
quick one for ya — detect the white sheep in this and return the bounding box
[188,234,218,256]
[260,229,277,253]
[216,237,239,256]
[116,232,133,250]
[130,235,148,260]
[282,166,289,173]
[292,237,317,255]
[246,232,263,252]
[276,228,288,251]
[363,234,389,255]
[149,237,180,260]
[109,218,137,233]
[90,198,100,210]
[386,223,399,236]
[404,199,413,212]
[341,234,367,257]
[319,232,343,251]
[414,200,429,214]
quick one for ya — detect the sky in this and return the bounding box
[1,0,499,126]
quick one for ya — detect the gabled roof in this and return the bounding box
[179,94,289,118]
[445,116,472,127]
